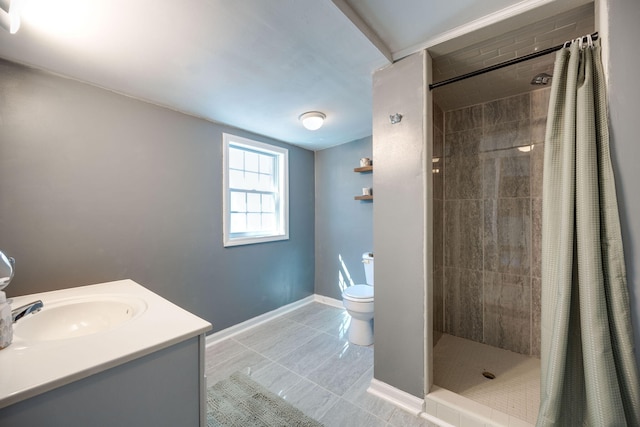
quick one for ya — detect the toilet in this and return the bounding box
[342,252,374,346]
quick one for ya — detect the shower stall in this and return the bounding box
[429,4,594,424]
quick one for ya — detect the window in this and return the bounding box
[223,133,289,247]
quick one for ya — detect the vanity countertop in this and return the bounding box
[0,279,211,409]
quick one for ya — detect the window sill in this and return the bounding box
[223,234,289,247]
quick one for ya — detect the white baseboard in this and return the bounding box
[205,293,346,347]
[314,294,343,308]
[205,295,315,346]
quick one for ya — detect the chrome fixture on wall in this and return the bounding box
[389,113,402,124]
[531,72,552,85]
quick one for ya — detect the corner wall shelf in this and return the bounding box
[353,166,373,173]
[354,162,373,200]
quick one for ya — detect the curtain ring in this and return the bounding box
[578,36,584,50]
[587,34,594,48]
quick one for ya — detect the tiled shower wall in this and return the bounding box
[433,88,550,357]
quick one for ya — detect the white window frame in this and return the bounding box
[222,133,289,247]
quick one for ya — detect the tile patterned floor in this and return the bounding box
[206,302,437,427]
[433,334,540,424]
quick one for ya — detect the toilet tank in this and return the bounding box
[362,252,374,286]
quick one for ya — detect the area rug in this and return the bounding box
[206,371,324,427]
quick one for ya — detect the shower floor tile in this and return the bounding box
[433,333,540,424]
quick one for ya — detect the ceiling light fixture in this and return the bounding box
[299,111,325,131]
[0,0,21,34]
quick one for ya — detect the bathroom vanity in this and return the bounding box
[0,280,212,426]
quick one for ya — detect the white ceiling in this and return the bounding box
[0,0,593,151]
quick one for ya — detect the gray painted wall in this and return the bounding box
[315,137,373,300]
[607,0,640,371]
[372,52,427,398]
[0,59,315,332]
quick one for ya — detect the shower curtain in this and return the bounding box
[537,36,640,426]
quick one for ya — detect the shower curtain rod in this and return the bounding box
[429,32,599,90]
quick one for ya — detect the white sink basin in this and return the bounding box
[14,296,147,341]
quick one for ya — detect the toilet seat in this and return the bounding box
[343,284,374,302]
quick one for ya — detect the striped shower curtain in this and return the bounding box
[537,36,640,426]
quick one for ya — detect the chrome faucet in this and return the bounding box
[12,300,43,323]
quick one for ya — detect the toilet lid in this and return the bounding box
[343,284,374,301]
